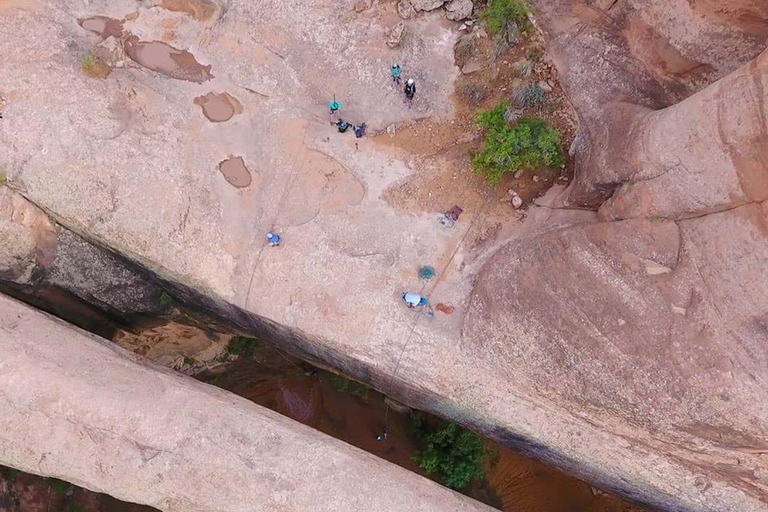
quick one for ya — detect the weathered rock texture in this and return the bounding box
[0,294,492,512]
[2,0,768,511]
[530,0,768,206]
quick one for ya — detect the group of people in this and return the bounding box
[390,63,416,106]
[327,63,418,131]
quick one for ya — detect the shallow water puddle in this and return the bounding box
[123,36,212,83]
[218,156,251,188]
[194,92,242,122]
[79,16,123,39]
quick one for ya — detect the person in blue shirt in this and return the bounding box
[266,232,281,247]
[402,292,428,308]
[391,63,402,85]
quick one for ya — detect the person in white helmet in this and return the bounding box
[404,78,416,107]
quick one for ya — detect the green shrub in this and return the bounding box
[483,0,530,37]
[410,414,487,489]
[226,336,261,358]
[328,373,350,392]
[158,291,174,308]
[81,54,111,79]
[512,83,544,108]
[473,101,564,184]
[49,478,72,494]
[205,374,223,387]
[0,466,19,481]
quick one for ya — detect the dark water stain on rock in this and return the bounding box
[79,16,124,40]
[219,156,251,188]
[123,36,212,83]
[194,92,243,123]
[157,0,217,21]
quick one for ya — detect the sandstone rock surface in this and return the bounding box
[0,294,492,512]
[2,0,768,511]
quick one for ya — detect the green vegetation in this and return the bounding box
[483,0,530,40]
[158,291,174,308]
[326,372,370,399]
[410,413,487,489]
[226,336,261,358]
[205,374,223,387]
[183,356,196,367]
[512,83,544,109]
[0,466,19,481]
[81,53,111,79]
[49,478,72,494]
[473,101,564,184]
[0,167,6,187]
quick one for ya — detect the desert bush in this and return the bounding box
[473,101,564,184]
[81,53,111,79]
[484,0,530,40]
[410,413,487,489]
[512,83,544,108]
[513,59,532,77]
[454,36,476,67]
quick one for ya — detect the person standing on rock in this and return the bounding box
[391,63,402,85]
[266,232,281,247]
[404,78,416,107]
[329,99,341,125]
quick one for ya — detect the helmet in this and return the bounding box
[407,78,414,85]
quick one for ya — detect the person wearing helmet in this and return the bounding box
[266,231,281,247]
[404,78,416,107]
[328,99,341,125]
[391,63,402,85]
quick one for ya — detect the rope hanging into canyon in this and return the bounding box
[382,192,494,425]
[244,123,313,309]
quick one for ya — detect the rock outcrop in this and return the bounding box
[444,0,473,21]
[411,0,446,12]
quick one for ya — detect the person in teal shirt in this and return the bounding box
[329,99,341,124]
[391,63,401,85]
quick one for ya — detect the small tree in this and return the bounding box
[473,101,563,184]
[483,0,530,43]
[411,414,487,489]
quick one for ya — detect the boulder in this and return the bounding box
[354,0,373,13]
[386,22,407,48]
[397,0,415,18]
[444,0,473,21]
[410,0,445,12]
[461,60,482,74]
[95,35,128,68]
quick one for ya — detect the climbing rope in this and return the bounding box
[244,122,314,309]
[381,192,494,425]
